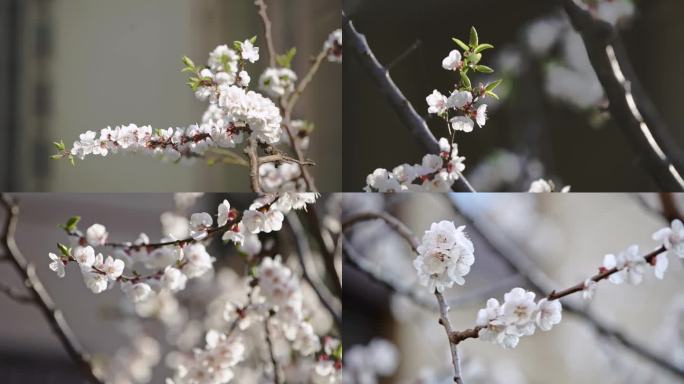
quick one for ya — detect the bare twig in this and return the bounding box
[387,39,423,71]
[246,137,262,193]
[284,47,328,115]
[0,194,103,384]
[435,291,464,384]
[254,0,276,68]
[285,213,341,327]
[559,0,684,191]
[258,154,315,167]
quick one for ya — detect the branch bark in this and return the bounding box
[0,194,103,384]
[559,0,684,191]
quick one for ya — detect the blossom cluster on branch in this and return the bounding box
[52,21,341,192]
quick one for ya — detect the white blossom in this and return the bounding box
[85,224,108,246]
[48,252,65,278]
[240,39,259,63]
[217,199,232,227]
[450,116,474,133]
[652,219,684,259]
[426,90,448,115]
[161,266,188,292]
[447,90,472,110]
[582,278,597,300]
[442,49,462,71]
[603,245,646,285]
[535,298,562,331]
[189,212,213,240]
[259,67,297,98]
[73,246,96,268]
[122,282,153,303]
[413,221,475,292]
[324,29,342,63]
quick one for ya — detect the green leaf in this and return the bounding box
[233,41,242,50]
[474,43,494,53]
[459,71,472,89]
[467,52,482,65]
[68,155,75,166]
[50,154,62,160]
[485,79,503,92]
[485,90,499,100]
[53,140,65,151]
[249,35,257,44]
[332,344,343,361]
[65,216,81,231]
[182,55,195,70]
[57,243,70,257]
[452,38,469,51]
[469,26,479,48]
[475,65,494,73]
[275,47,297,68]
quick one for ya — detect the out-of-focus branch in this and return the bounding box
[264,317,281,384]
[304,208,341,295]
[285,213,341,327]
[658,192,682,223]
[0,194,103,384]
[0,281,33,304]
[448,196,684,378]
[559,0,684,191]
[343,12,439,154]
[254,0,276,68]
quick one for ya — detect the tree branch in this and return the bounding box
[343,11,439,154]
[285,213,341,328]
[264,316,281,384]
[435,290,464,384]
[0,194,103,384]
[254,0,276,68]
[559,0,684,191]
[246,137,262,193]
[0,281,33,304]
[449,196,684,378]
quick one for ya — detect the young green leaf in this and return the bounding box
[249,35,257,44]
[469,26,479,48]
[275,47,297,68]
[485,79,503,92]
[57,243,71,257]
[452,38,470,52]
[485,90,499,100]
[474,43,494,53]
[475,65,494,74]
[182,56,195,70]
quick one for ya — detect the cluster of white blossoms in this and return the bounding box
[343,339,398,384]
[60,38,282,163]
[259,162,305,193]
[413,220,475,292]
[364,138,467,192]
[166,330,246,384]
[364,28,500,192]
[48,193,318,303]
[259,67,297,98]
[476,288,562,349]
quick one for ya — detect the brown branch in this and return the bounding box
[559,0,684,191]
[285,213,341,327]
[435,291,464,384]
[658,192,682,223]
[342,211,420,252]
[0,194,103,384]
[246,137,262,193]
[258,153,315,167]
[254,0,276,68]
[343,11,439,154]
[284,47,328,114]
[449,196,684,378]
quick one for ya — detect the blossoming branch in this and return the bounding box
[52,1,341,193]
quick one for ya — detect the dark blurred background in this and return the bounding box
[0,0,341,192]
[342,0,684,191]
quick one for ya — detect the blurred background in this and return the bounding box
[0,0,341,192]
[343,193,684,383]
[342,0,684,191]
[0,193,340,382]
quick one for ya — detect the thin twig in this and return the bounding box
[387,39,423,71]
[254,0,276,68]
[558,0,684,191]
[264,316,281,384]
[258,154,315,167]
[284,47,328,114]
[435,291,464,384]
[285,213,341,327]
[0,194,103,384]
